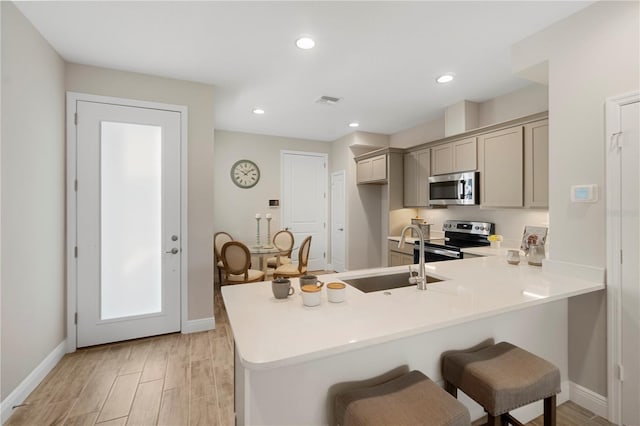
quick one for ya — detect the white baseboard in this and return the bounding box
[1,340,66,424]
[570,382,608,418]
[181,317,215,334]
[543,259,605,283]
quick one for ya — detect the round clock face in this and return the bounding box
[231,159,260,189]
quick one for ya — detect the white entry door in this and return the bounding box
[331,171,346,272]
[281,151,328,271]
[620,100,639,426]
[74,99,182,347]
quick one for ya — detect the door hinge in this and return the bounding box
[74,246,78,258]
[618,363,624,381]
[74,112,78,125]
[323,223,326,229]
[324,192,326,199]
[620,249,623,264]
[324,162,326,168]
[74,180,78,191]
[323,252,326,258]
[74,312,78,325]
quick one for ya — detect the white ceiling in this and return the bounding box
[16,1,592,142]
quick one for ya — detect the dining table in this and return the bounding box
[246,244,284,275]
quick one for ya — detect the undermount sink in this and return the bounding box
[343,272,443,293]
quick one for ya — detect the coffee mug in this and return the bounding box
[327,282,346,303]
[301,284,322,307]
[272,278,294,299]
[299,274,324,290]
[506,250,521,265]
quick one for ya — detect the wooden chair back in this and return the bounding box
[214,232,233,260]
[221,241,251,281]
[273,230,294,257]
[297,236,312,273]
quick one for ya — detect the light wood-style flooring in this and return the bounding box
[7,279,613,426]
[6,288,234,426]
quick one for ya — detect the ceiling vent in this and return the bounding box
[315,95,342,105]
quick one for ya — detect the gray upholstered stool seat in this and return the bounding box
[441,341,560,426]
[334,370,470,426]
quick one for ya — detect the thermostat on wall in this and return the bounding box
[571,184,598,203]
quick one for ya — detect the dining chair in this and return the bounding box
[267,229,294,268]
[273,235,312,279]
[221,241,265,285]
[214,231,233,284]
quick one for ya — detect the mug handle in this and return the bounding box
[288,287,294,296]
[316,281,324,289]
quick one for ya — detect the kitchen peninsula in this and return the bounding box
[222,256,604,425]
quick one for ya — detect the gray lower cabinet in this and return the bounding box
[388,240,415,266]
[404,148,430,207]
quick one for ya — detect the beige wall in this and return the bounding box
[390,83,548,149]
[389,115,445,149]
[213,130,331,248]
[1,2,66,399]
[477,83,548,127]
[513,0,640,396]
[331,132,387,270]
[65,63,216,321]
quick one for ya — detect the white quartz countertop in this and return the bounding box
[387,231,445,244]
[462,244,520,257]
[222,256,604,371]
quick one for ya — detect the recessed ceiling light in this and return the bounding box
[252,108,265,115]
[436,74,455,84]
[296,36,315,50]
[349,122,360,128]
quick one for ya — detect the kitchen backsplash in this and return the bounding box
[416,206,549,248]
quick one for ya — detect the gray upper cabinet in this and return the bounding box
[452,137,477,172]
[356,153,387,183]
[404,148,430,207]
[478,126,524,207]
[431,137,477,176]
[431,143,453,176]
[477,119,548,209]
[524,119,549,208]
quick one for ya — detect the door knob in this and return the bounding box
[166,248,179,254]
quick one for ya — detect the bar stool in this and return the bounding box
[333,369,470,426]
[441,341,560,426]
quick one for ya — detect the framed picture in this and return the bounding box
[521,226,548,252]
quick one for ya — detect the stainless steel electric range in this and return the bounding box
[414,220,496,263]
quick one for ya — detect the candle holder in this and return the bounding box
[264,217,274,248]
[255,217,262,248]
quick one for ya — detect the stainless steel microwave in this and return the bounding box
[428,171,479,205]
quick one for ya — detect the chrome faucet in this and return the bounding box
[399,225,427,290]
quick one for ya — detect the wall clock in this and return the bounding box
[230,159,260,189]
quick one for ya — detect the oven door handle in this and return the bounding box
[426,247,461,258]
